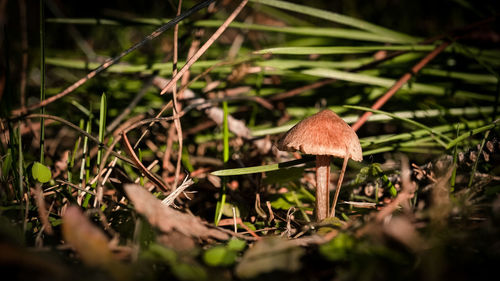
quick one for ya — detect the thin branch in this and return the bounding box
[351,41,451,132]
[10,0,215,117]
[160,0,249,95]
[171,0,184,190]
[21,113,134,165]
[122,131,170,192]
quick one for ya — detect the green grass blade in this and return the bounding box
[249,0,418,43]
[303,68,494,101]
[67,119,84,188]
[46,57,225,75]
[97,93,107,166]
[214,102,230,226]
[39,0,46,164]
[223,102,230,163]
[46,18,122,25]
[256,45,436,55]
[248,107,492,139]
[344,105,452,147]
[421,68,498,84]
[196,20,400,43]
[256,58,373,70]
[361,119,486,148]
[450,125,460,192]
[211,156,314,176]
[446,121,498,149]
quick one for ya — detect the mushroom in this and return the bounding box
[277,109,362,221]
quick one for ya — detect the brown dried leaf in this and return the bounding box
[383,216,425,252]
[62,206,130,280]
[124,184,228,241]
[62,206,114,267]
[235,237,305,279]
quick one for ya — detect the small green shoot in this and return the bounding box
[97,93,107,166]
[214,101,230,226]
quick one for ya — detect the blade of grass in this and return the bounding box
[344,105,452,147]
[211,156,314,177]
[45,58,224,74]
[205,106,492,141]
[97,93,107,166]
[445,121,498,149]
[196,21,399,43]
[303,68,494,101]
[95,92,107,206]
[256,45,436,55]
[215,101,230,226]
[39,0,46,164]
[67,119,84,188]
[421,68,498,84]
[450,124,460,192]
[361,119,486,147]
[80,117,92,208]
[249,0,418,43]
[256,58,373,70]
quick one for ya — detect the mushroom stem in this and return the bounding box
[330,156,349,217]
[315,155,330,221]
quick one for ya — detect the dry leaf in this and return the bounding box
[124,184,228,242]
[383,216,425,252]
[235,237,305,279]
[62,206,129,280]
[62,206,114,266]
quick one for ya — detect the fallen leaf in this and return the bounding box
[383,216,425,252]
[124,184,228,242]
[62,206,114,266]
[235,236,304,278]
[62,205,129,280]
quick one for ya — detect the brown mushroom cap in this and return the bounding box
[277,109,362,161]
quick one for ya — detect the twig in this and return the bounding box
[121,131,170,192]
[20,113,134,165]
[352,41,451,132]
[160,0,249,95]
[34,184,54,235]
[56,180,96,195]
[171,0,184,190]
[10,0,215,117]
[218,217,260,239]
[270,79,334,101]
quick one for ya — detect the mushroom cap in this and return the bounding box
[277,109,362,161]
